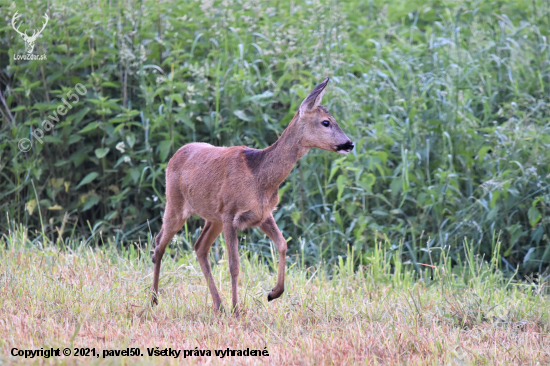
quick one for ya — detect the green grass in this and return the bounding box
[1,0,550,282]
[1,226,549,365]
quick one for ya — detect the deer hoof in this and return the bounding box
[233,308,242,318]
[151,296,158,307]
[268,288,284,302]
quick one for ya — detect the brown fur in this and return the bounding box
[150,78,353,314]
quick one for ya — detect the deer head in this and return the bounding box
[297,78,354,154]
[12,11,49,54]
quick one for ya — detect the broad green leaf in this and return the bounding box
[159,140,172,162]
[290,211,301,225]
[490,190,501,209]
[76,172,99,188]
[477,146,492,162]
[68,135,82,144]
[390,178,402,198]
[334,210,342,228]
[170,94,184,105]
[337,175,347,201]
[234,110,253,122]
[95,148,110,159]
[82,195,100,211]
[78,122,100,134]
[360,173,376,192]
[528,206,541,227]
[126,134,136,148]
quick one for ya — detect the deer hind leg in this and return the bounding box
[194,221,224,312]
[260,214,287,302]
[151,204,187,306]
[222,219,241,315]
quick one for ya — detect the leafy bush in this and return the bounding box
[0,0,549,276]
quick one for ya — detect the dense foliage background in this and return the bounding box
[1,0,549,276]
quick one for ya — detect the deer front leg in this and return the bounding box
[222,220,240,315]
[260,214,287,301]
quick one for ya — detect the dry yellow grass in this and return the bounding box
[0,230,549,365]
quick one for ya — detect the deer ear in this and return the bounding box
[299,77,329,116]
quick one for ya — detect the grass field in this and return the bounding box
[1,227,549,365]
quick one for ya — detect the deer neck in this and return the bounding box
[249,116,309,191]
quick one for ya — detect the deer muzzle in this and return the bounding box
[335,140,354,154]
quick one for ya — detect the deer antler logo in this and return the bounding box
[11,11,49,55]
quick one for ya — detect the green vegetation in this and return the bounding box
[1,227,549,364]
[1,0,550,276]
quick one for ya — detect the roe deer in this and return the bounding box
[151,77,353,314]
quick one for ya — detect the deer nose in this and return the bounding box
[336,140,354,153]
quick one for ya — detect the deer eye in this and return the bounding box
[322,120,330,127]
